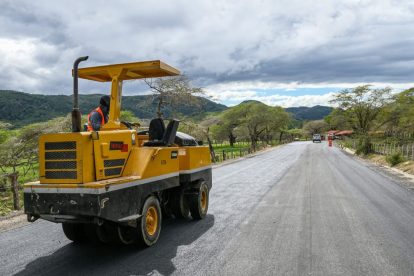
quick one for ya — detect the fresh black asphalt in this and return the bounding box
[1,142,414,275]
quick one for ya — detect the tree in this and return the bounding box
[324,108,351,130]
[220,101,291,150]
[265,107,291,143]
[178,119,217,162]
[178,121,206,141]
[0,121,12,145]
[210,110,241,147]
[144,75,204,118]
[330,85,391,134]
[0,127,41,210]
[0,115,71,210]
[287,128,304,140]
[120,110,140,124]
[303,120,328,136]
[379,88,414,135]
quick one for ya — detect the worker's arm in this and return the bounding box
[89,111,103,131]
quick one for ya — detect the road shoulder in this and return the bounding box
[338,145,414,190]
[0,211,28,233]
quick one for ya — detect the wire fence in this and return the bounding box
[211,139,292,163]
[371,143,414,160]
[212,143,267,163]
[339,139,414,160]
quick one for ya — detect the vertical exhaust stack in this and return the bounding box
[72,56,89,132]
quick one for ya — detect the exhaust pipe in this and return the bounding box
[72,56,89,132]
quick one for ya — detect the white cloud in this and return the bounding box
[0,0,414,102]
[204,81,412,107]
[206,88,336,107]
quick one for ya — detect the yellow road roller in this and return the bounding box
[24,57,212,246]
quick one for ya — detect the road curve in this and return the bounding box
[1,142,414,275]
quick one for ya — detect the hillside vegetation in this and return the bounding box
[286,105,333,120]
[0,90,227,127]
[0,90,332,127]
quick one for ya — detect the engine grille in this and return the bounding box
[44,141,77,180]
[105,167,123,176]
[103,158,125,177]
[104,159,125,167]
[45,141,76,150]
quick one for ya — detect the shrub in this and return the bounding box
[355,136,372,156]
[386,152,404,166]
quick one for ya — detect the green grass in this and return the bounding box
[212,144,250,152]
[0,191,23,216]
[386,152,404,166]
[211,141,281,162]
[0,163,38,216]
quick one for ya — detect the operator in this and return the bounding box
[87,95,110,131]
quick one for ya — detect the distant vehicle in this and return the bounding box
[313,134,321,143]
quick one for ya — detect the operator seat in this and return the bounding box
[144,119,180,147]
[148,118,165,141]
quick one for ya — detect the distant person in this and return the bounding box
[87,95,110,131]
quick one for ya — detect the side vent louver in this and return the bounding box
[44,142,77,179]
[104,158,125,177]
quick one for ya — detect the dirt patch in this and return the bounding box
[367,153,414,175]
[367,154,388,166]
[395,160,414,175]
[0,212,29,233]
[362,153,414,189]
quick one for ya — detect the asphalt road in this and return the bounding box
[1,142,414,275]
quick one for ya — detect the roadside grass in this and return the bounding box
[360,153,414,175]
[0,164,38,216]
[211,140,282,162]
[212,142,250,151]
[212,143,250,153]
[0,191,23,216]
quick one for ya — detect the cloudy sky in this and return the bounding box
[1,0,414,107]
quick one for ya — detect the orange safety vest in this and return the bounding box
[87,107,105,131]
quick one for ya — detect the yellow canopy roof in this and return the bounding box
[76,60,180,82]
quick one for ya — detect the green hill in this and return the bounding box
[0,90,227,127]
[285,105,333,121]
[0,90,332,127]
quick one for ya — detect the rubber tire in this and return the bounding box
[83,224,103,244]
[161,191,174,219]
[117,225,137,245]
[189,183,209,220]
[62,223,86,243]
[96,223,121,244]
[137,196,162,247]
[171,189,190,219]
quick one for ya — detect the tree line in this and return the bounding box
[300,85,414,155]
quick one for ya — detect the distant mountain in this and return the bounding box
[285,105,333,121]
[0,90,332,127]
[237,101,332,121]
[0,90,227,127]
